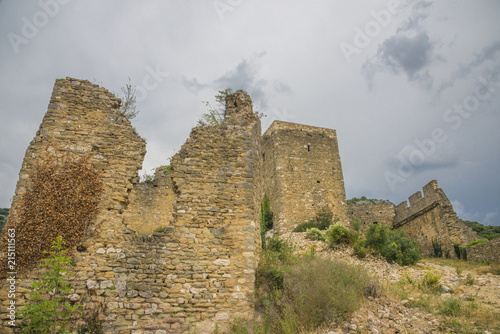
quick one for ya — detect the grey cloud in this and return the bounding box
[397,0,432,33]
[180,53,291,109]
[436,40,500,95]
[378,32,433,79]
[363,0,436,86]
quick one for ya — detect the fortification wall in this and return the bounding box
[347,200,395,228]
[393,180,478,257]
[263,121,347,233]
[467,238,500,263]
[0,81,262,333]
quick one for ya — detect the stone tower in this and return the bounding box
[263,121,348,233]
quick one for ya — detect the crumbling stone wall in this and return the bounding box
[468,238,500,263]
[393,180,478,257]
[347,200,395,228]
[0,77,147,332]
[0,82,262,334]
[123,168,175,234]
[263,121,347,233]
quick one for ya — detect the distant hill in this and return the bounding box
[0,208,9,237]
[461,219,500,240]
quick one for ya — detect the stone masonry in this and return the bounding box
[123,168,175,235]
[0,80,262,334]
[1,77,495,333]
[393,180,478,257]
[347,200,395,229]
[263,121,348,233]
[468,238,500,263]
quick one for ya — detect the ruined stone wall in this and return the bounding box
[123,168,175,234]
[393,180,478,257]
[263,121,347,233]
[1,84,262,334]
[467,238,500,263]
[0,77,147,333]
[347,200,395,228]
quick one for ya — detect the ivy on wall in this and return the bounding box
[2,154,102,276]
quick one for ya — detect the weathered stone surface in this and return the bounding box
[347,200,395,228]
[263,121,348,233]
[468,238,500,263]
[393,180,478,257]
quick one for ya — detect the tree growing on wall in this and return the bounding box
[119,78,140,120]
[198,88,233,126]
[198,88,265,126]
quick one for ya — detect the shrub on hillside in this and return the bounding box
[365,224,421,266]
[353,240,367,259]
[264,257,370,332]
[305,227,325,241]
[324,222,357,247]
[293,207,335,232]
[293,220,319,232]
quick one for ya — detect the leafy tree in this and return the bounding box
[461,219,500,240]
[20,236,82,334]
[119,78,139,119]
[198,88,232,126]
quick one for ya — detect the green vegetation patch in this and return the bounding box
[255,236,372,333]
[461,219,500,240]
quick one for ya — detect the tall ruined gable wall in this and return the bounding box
[393,180,478,257]
[1,76,147,255]
[0,84,262,334]
[263,121,347,233]
[0,77,147,332]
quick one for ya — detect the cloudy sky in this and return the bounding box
[1,0,499,226]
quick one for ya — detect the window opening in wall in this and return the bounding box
[307,144,310,152]
[317,180,320,183]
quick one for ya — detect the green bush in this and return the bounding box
[314,207,334,230]
[293,207,335,232]
[20,236,82,334]
[260,194,274,248]
[324,223,356,247]
[432,238,443,258]
[293,220,319,232]
[465,238,488,248]
[353,241,367,259]
[365,224,421,266]
[465,273,475,286]
[305,228,325,241]
[351,219,362,232]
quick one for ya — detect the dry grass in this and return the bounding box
[423,257,500,276]
[387,265,500,334]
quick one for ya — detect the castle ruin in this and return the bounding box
[263,121,348,233]
[393,180,478,257]
[0,77,493,333]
